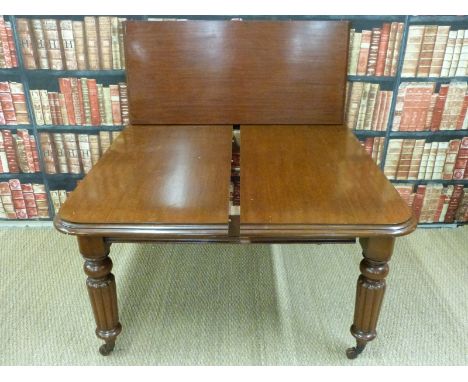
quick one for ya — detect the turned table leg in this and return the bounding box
[346,236,395,359]
[78,236,122,356]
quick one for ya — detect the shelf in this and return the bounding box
[46,173,85,181]
[0,68,20,76]
[391,179,468,185]
[390,130,468,138]
[0,173,44,182]
[25,69,126,78]
[400,76,468,82]
[354,130,387,138]
[417,223,460,228]
[347,75,395,82]
[0,124,34,130]
[36,125,124,132]
[408,15,468,23]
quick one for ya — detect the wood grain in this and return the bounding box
[125,20,349,125]
[240,125,415,233]
[58,125,233,226]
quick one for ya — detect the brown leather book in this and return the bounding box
[412,185,427,222]
[41,19,64,70]
[366,28,381,76]
[429,26,450,77]
[452,137,468,179]
[356,30,372,76]
[15,18,37,69]
[442,139,461,179]
[58,78,76,125]
[109,84,122,125]
[84,16,100,70]
[375,23,390,76]
[444,184,464,223]
[430,84,449,131]
[416,25,438,77]
[9,178,28,219]
[87,79,101,126]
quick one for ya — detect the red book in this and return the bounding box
[70,78,83,125]
[77,79,86,125]
[453,137,468,180]
[58,78,76,125]
[21,183,38,218]
[356,30,372,76]
[0,101,5,125]
[363,138,374,156]
[0,82,17,125]
[109,84,122,125]
[29,135,41,172]
[375,23,391,76]
[1,130,20,173]
[444,185,464,223]
[455,93,468,130]
[412,185,427,222]
[9,178,28,219]
[5,22,18,67]
[0,17,12,68]
[433,193,447,222]
[430,84,449,131]
[87,79,101,126]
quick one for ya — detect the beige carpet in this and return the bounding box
[0,225,467,365]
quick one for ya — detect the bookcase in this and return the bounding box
[1,15,467,227]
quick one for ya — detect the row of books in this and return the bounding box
[384,137,468,180]
[402,26,468,78]
[0,81,29,125]
[359,137,385,165]
[392,81,468,131]
[0,179,49,219]
[345,82,393,130]
[0,129,40,174]
[40,131,120,175]
[30,78,128,126]
[0,16,18,68]
[230,130,240,215]
[16,17,126,71]
[49,189,69,214]
[348,22,404,76]
[395,184,468,223]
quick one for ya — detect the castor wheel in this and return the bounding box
[346,342,366,359]
[99,342,115,356]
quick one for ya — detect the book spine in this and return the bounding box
[72,21,87,70]
[98,131,111,155]
[59,19,78,70]
[118,82,129,125]
[441,30,457,77]
[29,135,41,172]
[62,133,82,174]
[407,139,425,180]
[0,181,16,218]
[9,82,29,124]
[431,141,449,179]
[383,139,403,179]
[58,93,69,125]
[356,30,372,76]
[425,93,438,130]
[448,30,464,77]
[417,142,431,179]
[32,183,49,218]
[15,18,37,69]
[80,78,92,125]
[77,78,85,124]
[9,178,27,219]
[416,25,438,77]
[444,184,464,223]
[380,91,393,131]
[347,29,355,76]
[21,183,37,218]
[429,26,450,77]
[439,82,467,131]
[39,132,58,174]
[345,82,363,129]
[111,17,121,70]
[69,78,83,125]
[442,139,461,179]
[0,81,17,125]
[87,79,101,126]
[396,139,416,180]
[430,84,449,131]
[30,19,49,69]
[424,141,439,180]
[370,90,383,131]
[402,25,425,77]
[49,190,61,214]
[17,129,35,172]
[109,84,122,125]
[0,101,4,125]
[455,30,468,76]
[97,84,106,124]
[366,28,381,76]
[383,22,397,76]
[102,87,113,125]
[84,16,100,70]
[456,92,468,130]
[52,133,68,173]
[390,22,405,77]
[29,89,44,125]
[58,77,76,125]
[47,92,58,125]
[39,90,53,125]
[14,134,29,172]
[0,131,8,172]
[453,137,468,179]
[98,17,112,70]
[355,83,371,130]
[391,83,408,131]
[348,32,361,76]
[118,18,126,69]
[412,185,427,222]
[41,18,64,70]
[0,16,12,68]
[88,134,101,165]
[5,21,18,68]
[375,23,390,76]
[77,134,93,173]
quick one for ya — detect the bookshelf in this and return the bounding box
[0,15,467,226]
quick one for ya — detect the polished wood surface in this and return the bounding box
[240,125,415,234]
[58,125,232,226]
[125,21,349,125]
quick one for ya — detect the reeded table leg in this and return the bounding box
[347,236,395,359]
[78,236,122,356]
